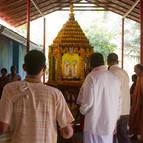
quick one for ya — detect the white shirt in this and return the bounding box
[109,64,130,115]
[77,66,121,135]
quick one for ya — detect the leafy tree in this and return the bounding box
[124,20,140,57]
[84,24,116,59]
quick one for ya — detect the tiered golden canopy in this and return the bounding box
[48,4,93,83]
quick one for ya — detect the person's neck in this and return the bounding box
[11,72,16,76]
[109,63,118,67]
[25,75,42,83]
[2,75,7,78]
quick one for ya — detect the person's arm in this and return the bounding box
[56,90,74,139]
[77,75,94,115]
[0,85,13,135]
[60,123,73,139]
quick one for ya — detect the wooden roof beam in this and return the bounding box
[116,0,139,14]
[61,8,107,11]
[109,6,139,20]
[94,0,139,18]
[2,0,77,16]
[93,0,139,13]
[8,5,62,26]
[30,0,45,17]
[108,8,139,22]
[14,7,61,26]
[1,0,58,15]
[0,0,112,16]
[7,2,63,19]
[123,0,140,18]
[83,0,111,5]
[0,0,25,11]
[5,1,77,20]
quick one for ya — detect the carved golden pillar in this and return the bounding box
[56,48,62,81]
[48,46,53,81]
[80,48,86,80]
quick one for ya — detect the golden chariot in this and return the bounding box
[48,3,93,126]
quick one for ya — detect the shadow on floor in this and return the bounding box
[58,132,139,143]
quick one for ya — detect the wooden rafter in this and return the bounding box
[0,0,141,27]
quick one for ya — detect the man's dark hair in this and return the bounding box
[10,65,16,72]
[135,64,143,71]
[90,52,104,69]
[24,50,46,75]
[1,68,7,74]
[132,74,137,82]
[107,53,118,63]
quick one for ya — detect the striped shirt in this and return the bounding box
[0,80,74,143]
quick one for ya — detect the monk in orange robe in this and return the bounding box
[129,64,143,142]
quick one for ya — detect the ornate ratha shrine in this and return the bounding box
[48,3,93,126]
[48,4,93,83]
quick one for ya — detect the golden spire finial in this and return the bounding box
[69,0,75,20]
[70,0,74,14]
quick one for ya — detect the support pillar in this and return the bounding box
[43,18,46,56]
[121,18,124,68]
[43,17,46,83]
[140,0,143,63]
[26,0,30,53]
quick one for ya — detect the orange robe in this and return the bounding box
[129,73,143,135]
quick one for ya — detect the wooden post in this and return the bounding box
[43,17,46,83]
[140,0,143,63]
[26,0,30,53]
[121,18,124,68]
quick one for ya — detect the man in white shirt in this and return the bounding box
[107,53,130,143]
[77,53,121,143]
